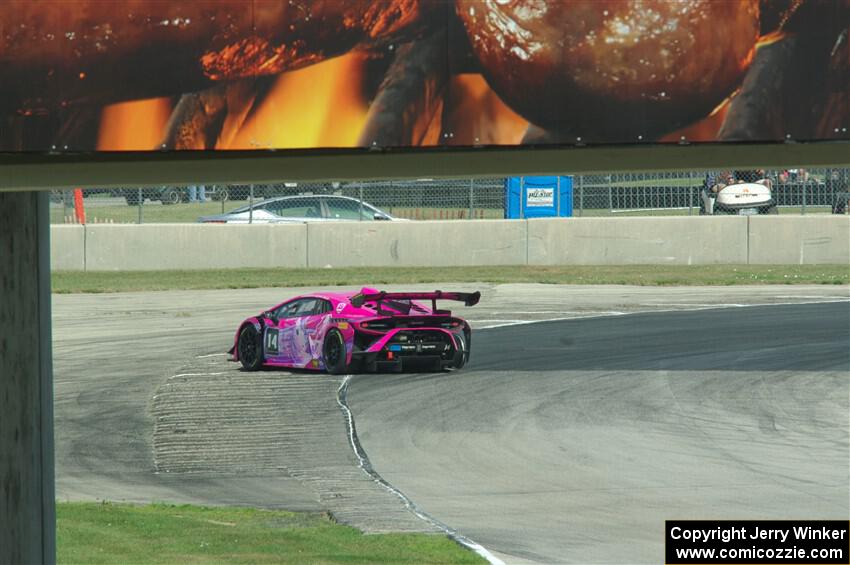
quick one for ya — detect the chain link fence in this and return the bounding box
[574,168,849,216]
[50,168,849,224]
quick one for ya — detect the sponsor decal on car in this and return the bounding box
[388,343,441,352]
[265,329,279,354]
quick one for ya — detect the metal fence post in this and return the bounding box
[249,184,254,224]
[801,180,807,215]
[556,175,561,217]
[359,182,364,221]
[688,172,694,216]
[519,176,525,219]
[62,191,71,223]
[578,175,583,216]
[137,188,143,224]
[607,182,613,214]
[468,179,474,220]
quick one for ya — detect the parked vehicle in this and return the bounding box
[122,186,183,205]
[121,185,228,205]
[197,194,400,223]
[230,288,480,373]
[700,173,777,215]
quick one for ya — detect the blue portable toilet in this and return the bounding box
[505,176,573,218]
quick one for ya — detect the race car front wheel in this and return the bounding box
[323,329,348,375]
[238,325,263,371]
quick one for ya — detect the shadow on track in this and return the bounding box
[469,302,850,373]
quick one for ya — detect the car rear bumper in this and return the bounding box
[353,351,458,372]
[354,328,464,371]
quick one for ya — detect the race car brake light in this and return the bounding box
[359,320,394,332]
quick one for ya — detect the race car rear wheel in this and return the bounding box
[323,329,348,375]
[237,325,263,371]
[452,332,470,370]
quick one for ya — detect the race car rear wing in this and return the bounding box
[350,290,481,309]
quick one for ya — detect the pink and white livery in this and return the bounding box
[229,288,480,374]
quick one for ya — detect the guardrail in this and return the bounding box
[51,216,850,271]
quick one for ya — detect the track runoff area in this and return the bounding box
[52,284,849,564]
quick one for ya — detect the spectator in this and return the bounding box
[752,169,772,188]
[779,169,809,184]
[826,169,847,190]
[708,170,735,193]
[188,185,207,203]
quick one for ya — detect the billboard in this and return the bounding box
[0,0,847,152]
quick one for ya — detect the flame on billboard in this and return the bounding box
[97,98,173,151]
[227,53,370,150]
[442,75,528,146]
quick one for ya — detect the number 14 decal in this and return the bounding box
[265,329,279,354]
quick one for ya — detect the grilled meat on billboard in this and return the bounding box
[0,0,846,150]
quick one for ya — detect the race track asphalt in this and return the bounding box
[51,285,849,563]
[347,302,850,563]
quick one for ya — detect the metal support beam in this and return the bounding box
[0,143,848,191]
[0,191,56,565]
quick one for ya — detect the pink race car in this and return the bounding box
[229,288,480,374]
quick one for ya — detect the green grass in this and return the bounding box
[57,502,483,564]
[577,208,693,217]
[384,208,503,220]
[51,200,239,224]
[51,265,849,294]
[584,177,700,188]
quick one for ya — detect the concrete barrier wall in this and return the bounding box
[50,216,850,271]
[83,223,307,271]
[748,216,850,264]
[527,217,748,265]
[50,225,85,271]
[305,220,527,268]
